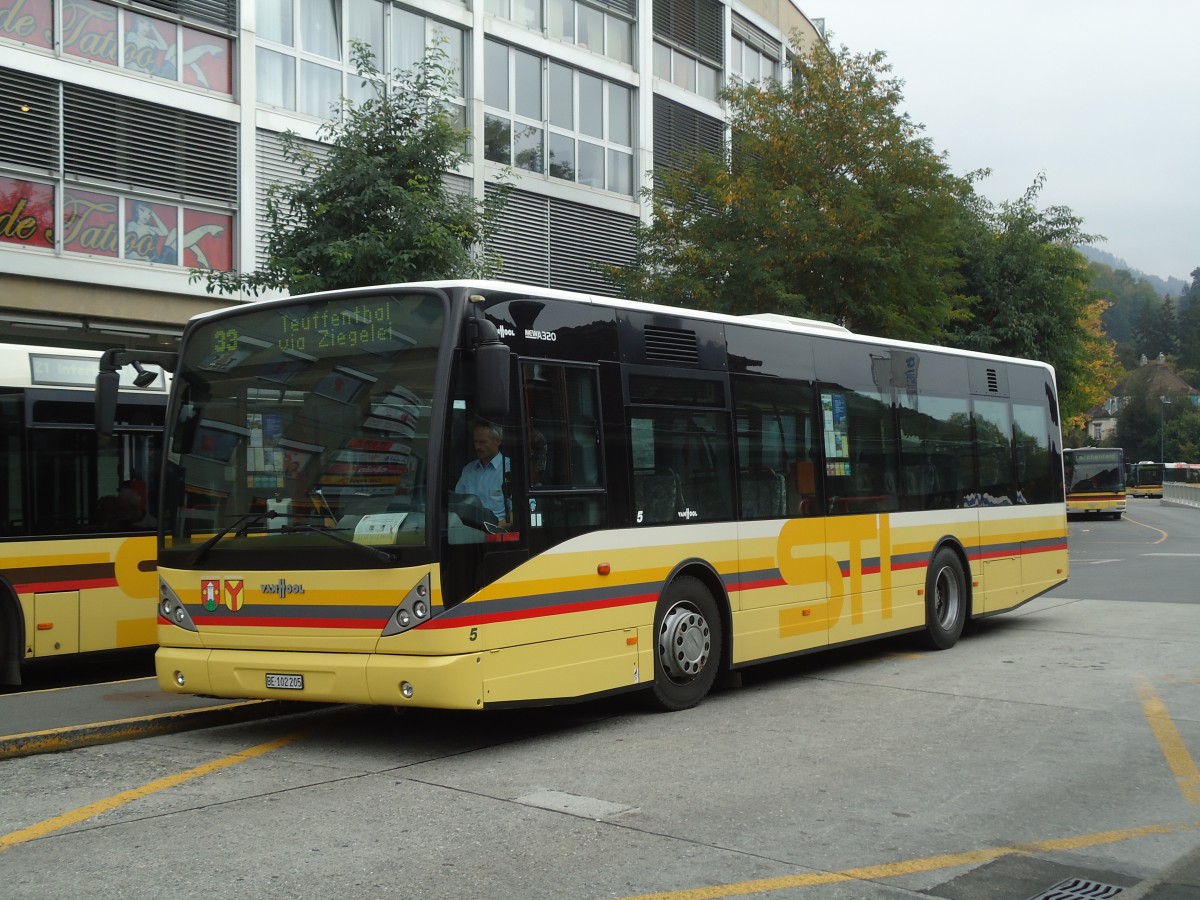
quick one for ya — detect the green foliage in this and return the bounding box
[608,40,972,341]
[947,174,1115,424]
[192,42,508,297]
[1114,382,1200,463]
[1088,262,1161,352]
[1176,269,1200,381]
[1131,297,1179,361]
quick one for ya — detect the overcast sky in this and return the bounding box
[810,0,1199,283]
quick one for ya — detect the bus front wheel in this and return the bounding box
[921,548,967,651]
[646,576,723,712]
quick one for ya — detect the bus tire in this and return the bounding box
[921,548,966,651]
[646,576,723,712]
[0,588,20,686]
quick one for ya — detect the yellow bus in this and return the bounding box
[1063,447,1125,519]
[1,343,167,685]
[100,281,1068,711]
[1127,461,1164,498]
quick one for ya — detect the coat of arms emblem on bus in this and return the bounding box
[201,578,245,612]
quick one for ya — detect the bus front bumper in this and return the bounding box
[155,647,486,710]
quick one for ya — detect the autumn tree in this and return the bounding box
[608,40,972,341]
[949,175,1117,424]
[193,43,507,297]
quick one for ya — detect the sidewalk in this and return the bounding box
[0,677,305,759]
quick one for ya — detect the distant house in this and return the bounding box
[1085,353,1199,442]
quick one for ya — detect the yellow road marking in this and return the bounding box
[1140,679,1200,807]
[0,726,313,853]
[1124,516,1168,544]
[617,821,1197,900]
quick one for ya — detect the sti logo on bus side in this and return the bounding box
[201,578,245,612]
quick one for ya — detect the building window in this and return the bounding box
[486,0,542,30]
[730,15,781,86]
[652,41,719,100]
[547,0,634,64]
[1,0,236,94]
[652,0,722,100]
[486,40,634,195]
[256,0,465,120]
[730,35,779,84]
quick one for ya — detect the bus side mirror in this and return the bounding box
[96,369,120,439]
[475,341,510,420]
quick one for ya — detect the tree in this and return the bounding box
[1088,261,1162,362]
[608,40,973,341]
[193,43,508,297]
[1131,296,1179,362]
[949,175,1117,424]
[1174,269,1200,381]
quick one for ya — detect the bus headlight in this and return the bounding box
[159,579,198,632]
[380,574,434,637]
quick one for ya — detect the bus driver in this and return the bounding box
[455,421,510,528]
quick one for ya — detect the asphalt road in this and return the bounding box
[1,498,1198,899]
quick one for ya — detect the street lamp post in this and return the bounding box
[1160,395,1171,462]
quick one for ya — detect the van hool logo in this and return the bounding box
[201,578,244,612]
[261,579,306,596]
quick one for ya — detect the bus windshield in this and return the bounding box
[1065,449,1124,494]
[162,291,448,564]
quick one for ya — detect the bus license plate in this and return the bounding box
[266,673,304,690]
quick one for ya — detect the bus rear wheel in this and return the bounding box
[921,548,966,651]
[646,576,723,712]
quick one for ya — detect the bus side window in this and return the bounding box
[731,375,818,520]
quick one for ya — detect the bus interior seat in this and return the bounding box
[634,468,682,524]
[739,468,786,518]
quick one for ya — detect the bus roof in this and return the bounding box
[199,279,1058,376]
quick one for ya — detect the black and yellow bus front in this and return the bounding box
[154,284,514,709]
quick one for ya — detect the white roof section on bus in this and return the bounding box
[197,279,1056,377]
[0,342,169,392]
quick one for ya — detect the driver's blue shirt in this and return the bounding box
[455,453,507,520]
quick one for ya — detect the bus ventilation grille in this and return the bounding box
[986,367,1000,393]
[1024,877,1125,900]
[643,325,698,364]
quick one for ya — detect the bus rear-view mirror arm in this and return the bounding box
[96,348,179,438]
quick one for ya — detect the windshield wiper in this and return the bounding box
[185,510,278,567]
[280,522,393,564]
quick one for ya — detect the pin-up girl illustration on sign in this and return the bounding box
[125,13,176,78]
[126,200,177,263]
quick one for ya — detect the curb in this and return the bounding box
[0,700,307,760]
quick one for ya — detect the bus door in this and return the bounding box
[439,360,609,607]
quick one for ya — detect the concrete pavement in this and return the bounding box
[1,679,1197,898]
